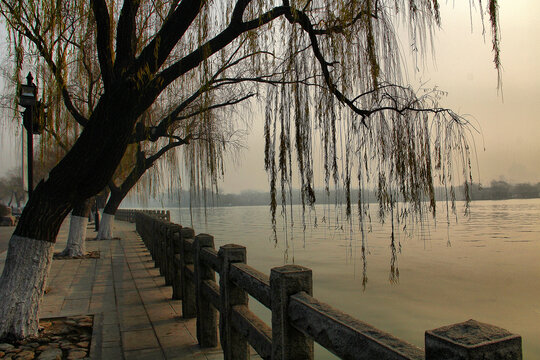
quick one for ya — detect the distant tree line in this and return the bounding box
[120,180,540,209]
[469,181,540,200]
[0,170,26,209]
[216,182,540,206]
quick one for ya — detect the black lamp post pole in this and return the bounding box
[20,72,38,197]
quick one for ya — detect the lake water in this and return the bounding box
[166,199,540,358]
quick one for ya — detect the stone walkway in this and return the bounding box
[0,220,225,359]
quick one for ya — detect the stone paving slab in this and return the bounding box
[0,218,227,359]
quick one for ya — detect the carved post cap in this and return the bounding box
[218,244,247,262]
[271,264,311,275]
[195,233,214,246]
[181,227,195,238]
[220,243,246,249]
[425,319,522,360]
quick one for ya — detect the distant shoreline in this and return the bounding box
[121,181,540,208]
[121,195,540,210]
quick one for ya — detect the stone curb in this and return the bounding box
[89,313,103,359]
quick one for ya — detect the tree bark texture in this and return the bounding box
[61,199,92,257]
[103,189,124,216]
[0,236,55,340]
[97,213,115,240]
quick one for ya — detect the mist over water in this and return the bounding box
[165,199,540,359]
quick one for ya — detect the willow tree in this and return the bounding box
[97,45,256,239]
[0,0,500,340]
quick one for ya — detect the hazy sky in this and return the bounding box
[220,0,540,193]
[1,1,539,194]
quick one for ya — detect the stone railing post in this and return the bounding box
[271,265,314,360]
[144,217,151,248]
[156,222,162,267]
[425,319,522,359]
[135,213,140,235]
[140,215,146,245]
[219,244,249,360]
[153,222,161,270]
[163,225,172,286]
[171,229,182,300]
[158,223,167,276]
[194,234,218,347]
[168,224,181,293]
[159,223,167,276]
[150,220,158,262]
[180,228,196,317]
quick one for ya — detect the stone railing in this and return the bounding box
[115,208,170,223]
[132,211,522,360]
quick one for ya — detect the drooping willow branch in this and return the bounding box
[0,0,88,126]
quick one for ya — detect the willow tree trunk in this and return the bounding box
[60,199,92,257]
[97,150,149,240]
[0,89,140,340]
[96,213,114,240]
[96,189,124,240]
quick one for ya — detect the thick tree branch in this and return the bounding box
[231,0,253,23]
[134,0,206,76]
[115,0,141,74]
[91,0,114,89]
[148,6,290,97]
[108,179,120,194]
[145,139,188,167]
[111,139,188,201]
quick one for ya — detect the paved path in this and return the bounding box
[0,220,225,359]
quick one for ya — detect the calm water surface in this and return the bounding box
[167,199,540,358]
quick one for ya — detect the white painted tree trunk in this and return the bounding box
[96,213,114,240]
[0,235,55,339]
[60,215,87,257]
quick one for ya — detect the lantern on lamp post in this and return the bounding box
[19,72,43,197]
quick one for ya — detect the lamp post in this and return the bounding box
[19,72,42,197]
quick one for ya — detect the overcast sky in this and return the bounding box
[1,1,538,194]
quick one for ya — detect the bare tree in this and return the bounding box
[0,170,25,208]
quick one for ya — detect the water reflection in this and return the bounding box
[169,199,540,359]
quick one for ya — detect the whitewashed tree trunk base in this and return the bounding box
[60,215,87,257]
[0,235,54,339]
[96,213,114,240]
